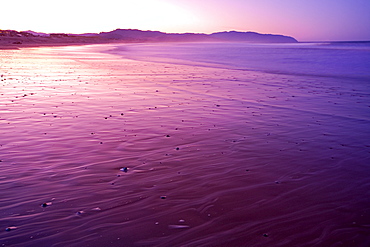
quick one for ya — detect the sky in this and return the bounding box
[1,0,370,41]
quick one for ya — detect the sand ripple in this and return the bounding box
[0,44,369,246]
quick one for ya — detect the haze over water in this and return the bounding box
[1,42,370,246]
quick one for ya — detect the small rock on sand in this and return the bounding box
[41,202,52,207]
[5,226,17,231]
[120,167,128,172]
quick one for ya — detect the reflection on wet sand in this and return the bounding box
[0,44,369,246]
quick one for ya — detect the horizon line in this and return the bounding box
[3,28,370,43]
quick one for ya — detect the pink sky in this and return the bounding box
[1,0,369,41]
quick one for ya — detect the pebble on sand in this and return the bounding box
[5,226,17,231]
[41,202,52,207]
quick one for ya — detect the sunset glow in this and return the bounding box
[2,0,200,35]
[1,1,370,43]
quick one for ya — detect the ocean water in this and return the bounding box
[1,42,370,246]
[108,41,370,123]
[110,41,370,80]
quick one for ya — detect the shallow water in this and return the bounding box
[0,43,370,246]
[110,41,370,80]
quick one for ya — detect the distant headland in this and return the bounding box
[0,29,298,49]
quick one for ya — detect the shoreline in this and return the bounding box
[0,38,119,50]
[0,42,97,50]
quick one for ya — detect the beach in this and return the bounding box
[1,43,370,246]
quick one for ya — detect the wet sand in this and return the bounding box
[0,44,370,246]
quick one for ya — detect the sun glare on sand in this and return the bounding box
[2,0,200,34]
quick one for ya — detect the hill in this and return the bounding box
[99,29,298,43]
[0,29,298,49]
[210,31,298,43]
